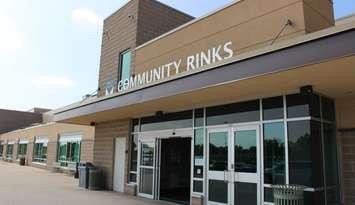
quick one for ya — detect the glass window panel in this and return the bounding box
[194,128,204,178]
[323,123,340,204]
[140,110,192,132]
[193,180,203,193]
[141,143,154,167]
[264,187,274,203]
[209,132,228,171]
[234,130,257,173]
[286,93,320,118]
[132,119,139,132]
[288,120,323,187]
[321,97,336,122]
[234,182,257,205]
[130,135,138,172]
[208,180,228,203]
[263,122,285,184]
[194,108,204,127]
[119,50,131,81]
[263,96,284,120]
[206,100,259,126]
[139,168,153,195]
[129,173,137,183]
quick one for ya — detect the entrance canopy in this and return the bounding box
[53,24,355,125]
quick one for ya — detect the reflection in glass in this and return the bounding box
[194,108,204,127]
[141,143,154,167]
[263,122,285,184]
[264,187,274,203]
[130,135,138,171]
[263,96,284,120]
[206,100,259,126]
[286,93,320,118]
[234,130,257,173]
[193,180,203,193]
[209,132,228,171]
[323,123,340,204]
[208,180,228,203]
[288,120,323,187]
[139,168,153,195]
[234,182,257,205]
[140,110,192,131]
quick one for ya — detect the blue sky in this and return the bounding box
[0,0,354,111]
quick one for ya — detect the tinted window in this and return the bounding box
[209,131,228,171]
[119,50,131,81]
[193,180,203,193]
[286,93,320,118]
[321,97,336,122]
[132,119,139,132]
[194,108,204,127]
[288,120,323,187]
[263,96,284,120]
[264,122,285,184]
[234,130,257,173]
[206,100,259,125]
[130,134,138,172]
[323,123,340,204]
[140,110,192,132]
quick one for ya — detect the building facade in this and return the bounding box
[0,118,94,172]
[53,0,355,205]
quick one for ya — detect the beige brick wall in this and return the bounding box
[93,119,130,190]
[0,123,95,171]
[97,0,193,97]
[339,130,355,205]
[98,0,138,97]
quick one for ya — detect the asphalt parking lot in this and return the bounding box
[0,161,166,205]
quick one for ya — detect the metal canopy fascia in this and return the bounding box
[54,29,355,122]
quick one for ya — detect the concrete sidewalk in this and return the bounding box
[0,161,166,205]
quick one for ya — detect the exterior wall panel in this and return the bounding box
[0,123,95,171]
[93,119,130,190]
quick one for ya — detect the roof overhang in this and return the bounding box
[54,25,355,125]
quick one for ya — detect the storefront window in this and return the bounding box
[323,123,340,204]
[17,143,27,158]
[119,49,131,82]
[6,144,14,159]
[286,93,320,118]
[263,96,284,120]
[206,100,259,125]
[0,143,4,157]
[194,108,204,127]
[58,141,81,167]
[33,140,48,163]
[288,120,324,187]
[263,122,285,184]
[140,110,193,132]
[129,134,138,183]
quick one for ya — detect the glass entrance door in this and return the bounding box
[138,140,156,199]
[207,124,260,205]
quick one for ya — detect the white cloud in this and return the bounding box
[71,8,103,28]
[30,74,75,89]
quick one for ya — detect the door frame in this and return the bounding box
[137,139,156,199]
[206,123,261,205]
[137,128,193,201]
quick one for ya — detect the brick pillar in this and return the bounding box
[80,139,94,163]
[47,141,58,170]
[340,129,355,205]
[27,143,33,165]
[13,143,18,162]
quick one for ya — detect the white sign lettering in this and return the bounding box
[117,41,234,92]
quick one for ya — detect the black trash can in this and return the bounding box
[88,167,103,190]
[19,157,26,166]
[79,162,93,189]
